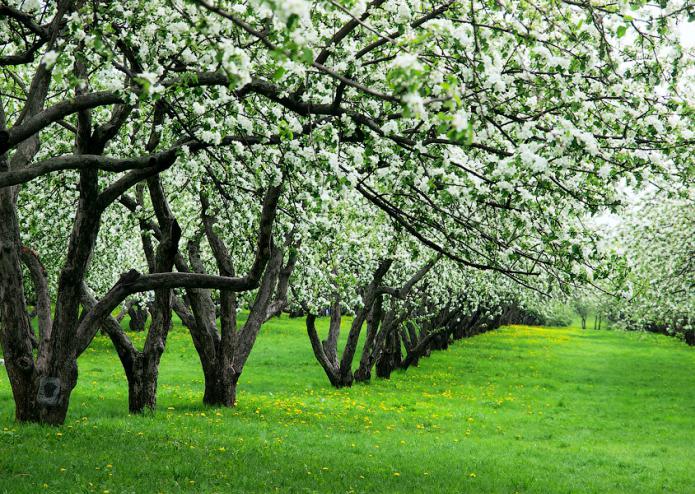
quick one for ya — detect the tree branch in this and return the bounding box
[19,246,52,346]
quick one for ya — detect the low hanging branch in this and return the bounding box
[73,184,282,355]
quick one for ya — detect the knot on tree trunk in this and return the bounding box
[16,355,34,372]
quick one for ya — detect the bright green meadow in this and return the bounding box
[1,316,694,493]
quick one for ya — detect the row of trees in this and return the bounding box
[600,195,694,344]
[0,0,692,425]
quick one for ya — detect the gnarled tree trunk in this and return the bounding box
[169,186,287,407]
[353,295,383,382]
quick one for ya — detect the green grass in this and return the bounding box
[1,317,694,493]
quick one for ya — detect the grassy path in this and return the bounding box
[1,320,694,493]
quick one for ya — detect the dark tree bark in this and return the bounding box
[398,302,504,372]
[79,176,181,415]
[0,2,311,424]
[306,312,342,388]
[129,175,181,412]
[401,327,447,369]
[0,12,102,424]
[18,246,51,349]
[176,242,286,407]
[353,295,383,382]
[306,260,392,388]
[307,255,440,387]
[81,288,143,413]
[0,30,182,423]
[115,300,135,324]
[375,309,404,379]
[264,235,300,322]
[354,257,440,382]
[0,155,39,422]
[400,320,420,366]
[164,185,288,407]
[127,304,149,332]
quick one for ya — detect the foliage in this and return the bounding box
[603,194,694,340]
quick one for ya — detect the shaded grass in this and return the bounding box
[1,317,694,493]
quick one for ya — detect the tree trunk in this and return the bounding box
[0,160,80,425]
[127,304,149,332]
[375,323,400,379]
[354,296,383,382]
[202,363,239,407]
[0,179,38,422]
[306,313,349,388]
[123,353,153,414]
[128,379,156,414]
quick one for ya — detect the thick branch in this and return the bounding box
[19,246,52,345]
[79,285,138,359]
[0,148,179,188]
[74,183,282,352]
[306,314,341,385]
[264,243,299,321]
[378,254,441,299]
[2,91,123,153]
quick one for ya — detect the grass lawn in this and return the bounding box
[1,316,694,493]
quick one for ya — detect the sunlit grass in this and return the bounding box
[1,317,694,493]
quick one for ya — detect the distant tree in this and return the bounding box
[573,298,590,330]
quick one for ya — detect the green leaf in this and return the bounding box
[465,121,474,146]
[287,14,299,30]
[272,67,287,81]
[301,48,314,64]
[616,25,627,38]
